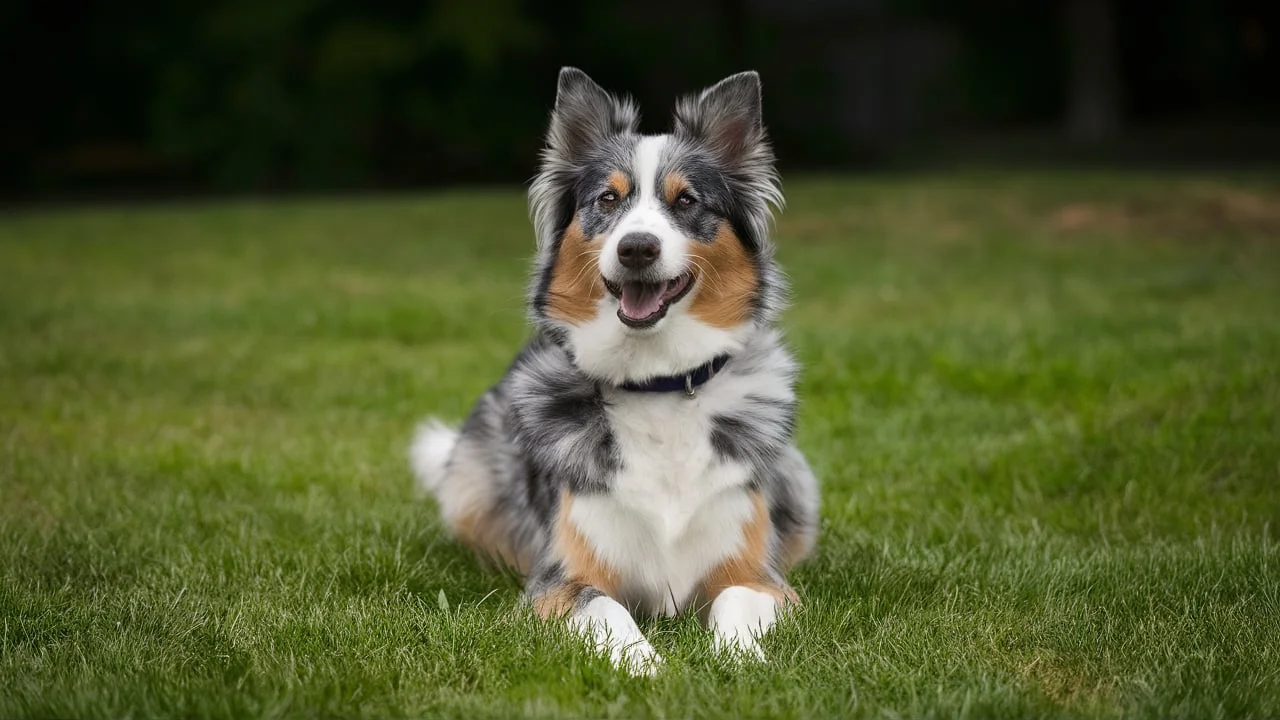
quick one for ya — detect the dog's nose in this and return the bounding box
[617,233,661,270]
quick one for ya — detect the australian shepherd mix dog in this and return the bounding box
[410,68,819,675]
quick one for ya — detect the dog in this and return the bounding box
[410,67,819,675]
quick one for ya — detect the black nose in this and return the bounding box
[617,233,661,270]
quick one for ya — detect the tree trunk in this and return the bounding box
[1063,0,1122,142]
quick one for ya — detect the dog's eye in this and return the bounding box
[676,192,697,208]
[598,190,619,207]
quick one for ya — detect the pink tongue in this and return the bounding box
[620,282,665,319]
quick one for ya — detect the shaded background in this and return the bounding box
[4,0,1279,200]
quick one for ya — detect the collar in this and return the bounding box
[617,354,731,397]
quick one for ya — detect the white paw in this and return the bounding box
[709,586,778,664]
[712,629,766,662]
[570,594,663,676]
[613,639,664,676]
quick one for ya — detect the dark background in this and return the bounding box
[4,0,1278,201]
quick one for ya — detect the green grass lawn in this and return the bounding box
[3,172,1279,719]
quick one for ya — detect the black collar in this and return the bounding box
[618,354,731,397]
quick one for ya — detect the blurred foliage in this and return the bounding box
[1,0,1277,196]
[145,0,552,188]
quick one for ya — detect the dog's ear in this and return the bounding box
[546,67,639,162]
[673,71,764,167]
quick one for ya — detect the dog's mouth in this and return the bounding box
[603,272,694,328]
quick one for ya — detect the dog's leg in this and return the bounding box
[531,582,662,676]
[698,492,800,661]
[527,493,662,675]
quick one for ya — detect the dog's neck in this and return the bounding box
[553,307,758,386]
[615,354,732,395]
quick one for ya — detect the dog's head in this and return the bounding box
[529,68,784,383]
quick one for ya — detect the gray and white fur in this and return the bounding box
[410,68,819,674]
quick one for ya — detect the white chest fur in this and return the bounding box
[567,382,756,616]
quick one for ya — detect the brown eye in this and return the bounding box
[676,192,697,208]
[599,190,619,207]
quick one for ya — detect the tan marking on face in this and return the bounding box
[663,171,690,205]
[698,493,800,607]
[545,216,604,324]
[532,495,620,619]
[687,222,759,329]
[607,170,631,197]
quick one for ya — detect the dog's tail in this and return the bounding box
[409,419,459,497]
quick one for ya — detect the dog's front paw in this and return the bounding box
[569,594,664,676]
[709,585,781,664]
[613,639,664,676]
[712,625,767,663]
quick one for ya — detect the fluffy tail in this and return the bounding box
[409,419,459,497]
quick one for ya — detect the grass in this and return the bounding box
[2,171,1279,719]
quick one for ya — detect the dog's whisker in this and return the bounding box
[699,258,727,287]
[688,258,726,295]
[565,249,602,290]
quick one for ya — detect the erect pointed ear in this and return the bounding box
[673,71,764,166]
[545,67,639,163]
